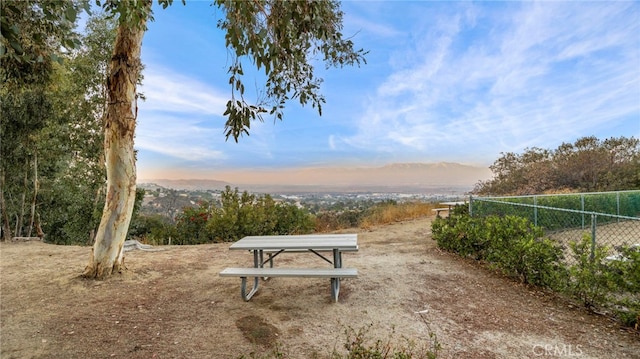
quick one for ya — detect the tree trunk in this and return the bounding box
[0,170,12,241]
[27,152,38,238]
[83,17,147,279]
[17,158,28,238]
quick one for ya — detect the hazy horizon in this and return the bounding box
[138,162,493,193]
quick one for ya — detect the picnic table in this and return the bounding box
[219,234,358,302]
[432,201,467,217]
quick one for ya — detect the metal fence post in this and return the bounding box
[534,196,538,227]
[590,213,597,262]
[581,194,585,229]
[469,195,473,216]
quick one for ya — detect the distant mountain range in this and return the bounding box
[139,162,492,194]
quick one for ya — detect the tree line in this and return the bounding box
[1,6,116,244]
[473,136,640,196]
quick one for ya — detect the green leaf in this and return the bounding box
[65,6,78,23]
[9,40,23,54]
[82,1,93,16]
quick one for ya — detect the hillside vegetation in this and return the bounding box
[473,136,639,195]
[130,186,437,246]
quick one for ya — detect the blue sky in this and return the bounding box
[132,1,640,180]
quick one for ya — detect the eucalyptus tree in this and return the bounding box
[83,0,366,278]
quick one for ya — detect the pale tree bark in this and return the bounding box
[17,158,28,238]
[27,152,37,237]
[83,17,147,279]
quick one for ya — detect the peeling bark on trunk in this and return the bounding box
[83,18,147,279]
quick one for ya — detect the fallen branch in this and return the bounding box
[12,237,42,241]
[123,240,164,252]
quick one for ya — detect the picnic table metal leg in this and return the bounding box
[240,276,260,301]
[333,248,342,268]
[331,278,340,302]
[239,250,262,301]
[331,249,342,302]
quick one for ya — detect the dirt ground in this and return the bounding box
[1,217,638,359]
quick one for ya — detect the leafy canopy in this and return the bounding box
[215,0,367,141]
[0,0,88,71]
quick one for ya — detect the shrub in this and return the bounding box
[601,244,640,328]
[174,202,212,244]
[432,210,566,288]
[567,234,616,309]
[128,214,177,245]
[482,216,566,287]
[205,187,315,242]
[432,213,483,258]
[332,321,440,359]
[274,203,315,235]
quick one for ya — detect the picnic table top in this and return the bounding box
[229,234,358,251]
[440,201,467,206]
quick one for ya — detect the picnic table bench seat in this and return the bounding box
[219,267,358,302]
[432,208,450,217]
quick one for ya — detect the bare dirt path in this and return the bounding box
[1,217,638,358]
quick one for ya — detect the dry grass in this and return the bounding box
[360,202,437,229]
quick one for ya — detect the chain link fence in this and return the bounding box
[469,190,640,264]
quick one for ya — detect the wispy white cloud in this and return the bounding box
[136,63,284,164]
[344,1,640,160]
[136,113,226,161]
[136,64,229,161]
[140,65,228,115]
[345,14,404,39]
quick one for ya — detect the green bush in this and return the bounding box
[482,216,567,287]
[128,214,177,245]
[602,245,640,328]
[133,187,314,245]
[206,187,315,242]
[432,211,566,288]
[567,234,616,309]
[172,203,211,244]
[436,210,638,327]
[607,245,640,293]
[431,205,487,258]
[274,203,316,235]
